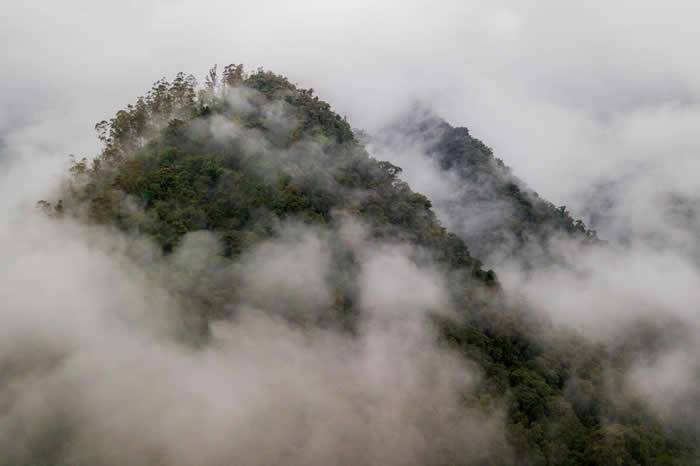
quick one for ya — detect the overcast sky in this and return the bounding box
[2,0,700,221]
[2,1,700,441]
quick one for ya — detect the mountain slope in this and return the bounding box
[371,105,598,266]
[35,65,696,465]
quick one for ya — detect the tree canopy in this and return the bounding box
[38,65,697,466]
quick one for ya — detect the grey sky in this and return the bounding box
[2,0,700,443]
[3,1,700,210]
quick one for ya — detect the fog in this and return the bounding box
[2,0,700,460]
[368,113,700,444]
[0,211,509,465]
[5,1,700,210]
[368,103,700,437]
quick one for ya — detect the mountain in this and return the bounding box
[371,105,598,267]
[34,65,696,465]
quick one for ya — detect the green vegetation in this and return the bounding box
[41,65,697,465]
[378,107,599,264]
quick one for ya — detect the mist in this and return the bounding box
[368,107,700,440]
[5,1,700,206]
[0,210,510,466]
[3,0,700,462]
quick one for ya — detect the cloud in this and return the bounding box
[4,0,700,211]
[3,0,700,454]
[0,209,510,466]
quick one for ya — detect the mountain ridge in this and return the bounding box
[371,103,598,267]
[34,65,696,465]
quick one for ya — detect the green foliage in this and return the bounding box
[49,64,696,466]
[385,109,599,264]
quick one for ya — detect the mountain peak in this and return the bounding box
[32,65,694,465]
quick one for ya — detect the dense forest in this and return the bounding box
[371,105,598,267]
[33,65,697,466]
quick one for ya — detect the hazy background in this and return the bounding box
[5,0,700,339]
[2,1,700,457]
[3,0,700,220]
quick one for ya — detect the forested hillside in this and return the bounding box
[372,105,598,266]
[33,65,697,466]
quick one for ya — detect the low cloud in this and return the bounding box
[0,207,510,466]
